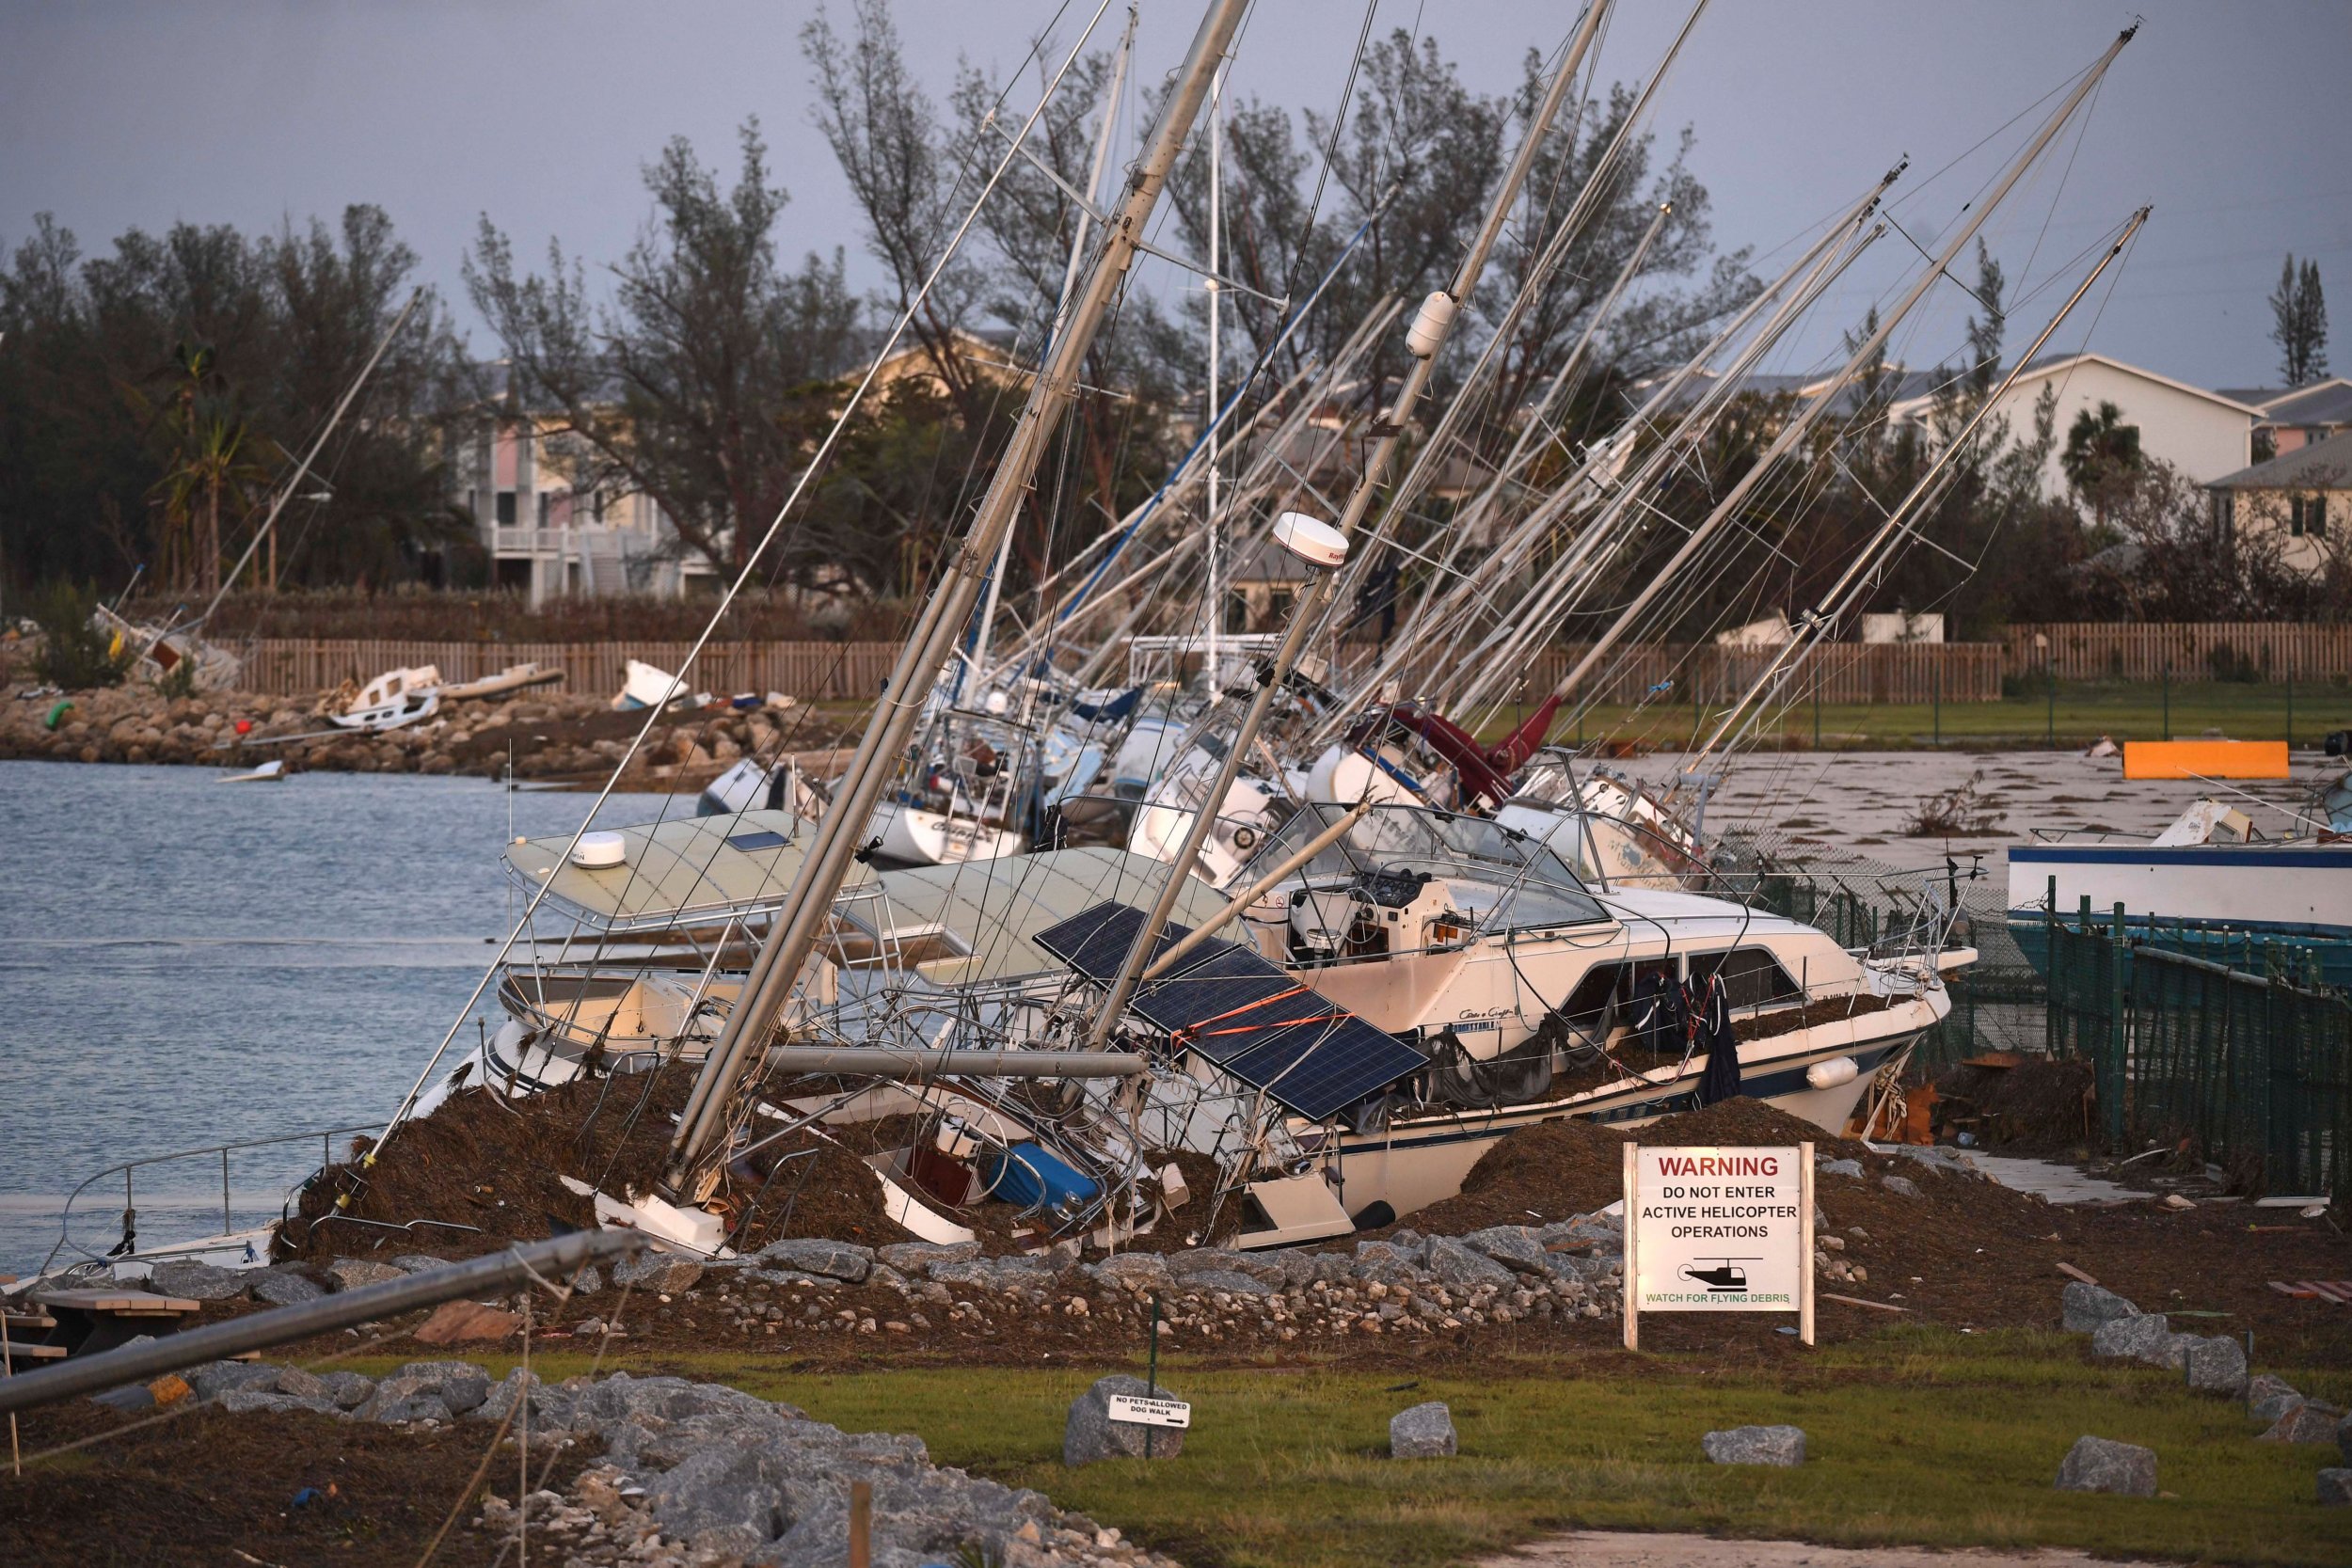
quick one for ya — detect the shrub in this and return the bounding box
[27,580,131,689]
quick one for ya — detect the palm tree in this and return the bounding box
[2059,401,2142,532]
[151,415,266,598]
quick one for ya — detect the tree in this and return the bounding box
[466,120,865,577]
[2060,400,2142,530]
[2269,253,2329,388]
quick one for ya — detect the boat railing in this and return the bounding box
[33,1122,386,1282]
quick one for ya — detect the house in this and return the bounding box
[2216,377,2352,460]
[1889,352,2262,497]
[2204,428,2350,577]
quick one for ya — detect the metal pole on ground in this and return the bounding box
[0,1229,641,1418]
[2161,664,2170,741]
[2107,902,2129,1149]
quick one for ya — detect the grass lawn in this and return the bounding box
[382,1328,2352,1567]
[1483,680,2350,752]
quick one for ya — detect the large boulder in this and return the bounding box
[641,1442,792,1559]
[2059,1281,2139,1334]
[1352,1239,1425,1285]
[1703,1426,1805,1466]
[2259,1402,2345,1445]
[246,1268,326,1307]
[1390,1402,1457,1459]
[1089,1254,1174,1293]
[187,1360,282,1403]
[146,1259,246,1301]
[1424,1236,1515,1290]
[2245,1373,2302,1425]
[1181,1269,1276,1298]
[1460,1227,1550,1275]
[325,1257,406,1292]
[1063,1375,1185,1465]
[412,1300,523,1345]
[2172,1334,2247,1395]
[2055,1435,2156,1497]
[755,1238,873,1284]
[2090,1312,2172,1363]
[2319,1469,2352,1508]
[612,1251,705,1294]
[1880,1174,1923,1198]
[876,1241,979,1273]
[357,1360,491,1423]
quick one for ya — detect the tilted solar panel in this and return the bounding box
[1034,899,1427,1121]
[1031,901,1193,980]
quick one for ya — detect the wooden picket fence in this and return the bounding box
[231,636,2007,704]
[2001,623,2352,682]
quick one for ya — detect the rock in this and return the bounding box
[2054,1435,2156,1497]
[325,1257,406,1292]
[642,1441,791,1558]
[2258,1402,2345,1445]
[1703,1425,1805,1466]
[247,1268,326,1307]
[1063,1375,1184,1465]
[2319,1468,2352,1507]
[756,1237,875,1283]
[91,1384,156,1414]
[1183,1269,1276,1297]
[1424,1236,1515,1290]
[1461,1226,1550,1275]
[2059,1280,2139,1334]
[388,1254,452,1275]
[1089,1254,1174,1292]
[475,1368,580,1433]
[612,1251,705,1294]
[574,1316,607,1338]
[1390,1402,1456,1459]
[2090,1311,2172,1363]
[146,1259,246,1301]
[877,1240,979,1273]
[273,1367,329,1401]
[412,1300,524,1345]
[1352,1239,1424,1284]
[2172,1334,2247,1395]
[320,1371,376,1410]
[356,1360,492,1423]
[2342,1411,2352,1465]
[217,1386,338,1417]
[1820,1158,1864,1178]
[1880,1174,1922,1198]
[187,1360,282,1402]
[568,1263,602,1295]
[2245,1373,2300,1425]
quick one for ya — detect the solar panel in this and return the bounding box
[1224,1016,1431,1122]
[726,829,790,852]
[1034,899,1426,1121]
[1032,901,1193,980]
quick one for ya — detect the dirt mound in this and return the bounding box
[1361,1117,1630,1239]
[1932,1056,2094,1152]
[1643,1098,1871,1160]
[280,1068,901,1262]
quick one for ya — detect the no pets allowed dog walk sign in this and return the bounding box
[1623,1141,1815,1348]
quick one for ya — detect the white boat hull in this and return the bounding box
[873,800,1026,867]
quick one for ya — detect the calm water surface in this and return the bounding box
[0,759,684,1275]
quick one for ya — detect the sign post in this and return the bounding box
[1624,1142,1814,1350]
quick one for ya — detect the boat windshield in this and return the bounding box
[1248,802,1611,931]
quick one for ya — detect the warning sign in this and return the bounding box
[1624,1142,1813,1347]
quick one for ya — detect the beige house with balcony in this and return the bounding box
[2206,427,2349,578]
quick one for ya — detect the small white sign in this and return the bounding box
[1624,1142,1813,1348]
[1106,1394,1192,1430]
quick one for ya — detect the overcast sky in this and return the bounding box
[4,0,2345,392]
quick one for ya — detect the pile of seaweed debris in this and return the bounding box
[278,1069,899,1263]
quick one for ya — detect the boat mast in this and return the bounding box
[663,0,1256,1194]
[1534,25,2137,726]
[1084,0,1616,1051]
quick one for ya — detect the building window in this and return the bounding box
[2291,495,2328,538]
[496,491,516,526]
[2210,491,2234,547]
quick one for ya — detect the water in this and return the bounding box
[0,759,685,1277]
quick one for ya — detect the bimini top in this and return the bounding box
[503,809,875,933]
[859,847,1236,987]
[1248,801,1613,933]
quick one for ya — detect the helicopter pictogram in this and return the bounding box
[1677,1259,1757,1291]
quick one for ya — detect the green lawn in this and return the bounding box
[1522,680,2351,752]
[384,1329,2352,1567]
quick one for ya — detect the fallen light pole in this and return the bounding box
[0,1227,642,1417]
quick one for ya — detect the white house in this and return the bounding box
[1891,351,2262,498]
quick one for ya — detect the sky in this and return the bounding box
[3,0,2346,394]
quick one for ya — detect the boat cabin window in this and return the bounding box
[1250,802,1610,933]
[1686,946,1804,1011]
[1558,958,1677,1029]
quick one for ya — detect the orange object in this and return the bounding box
[2122,739,2289,780]
[1899,1084,1938,1145]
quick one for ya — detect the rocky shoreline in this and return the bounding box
[1,681,847,784]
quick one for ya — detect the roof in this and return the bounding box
[2207,427,2352,491]
[1975,352,2264,418]
[504,809,875,932]
[2252,378,2352,428]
